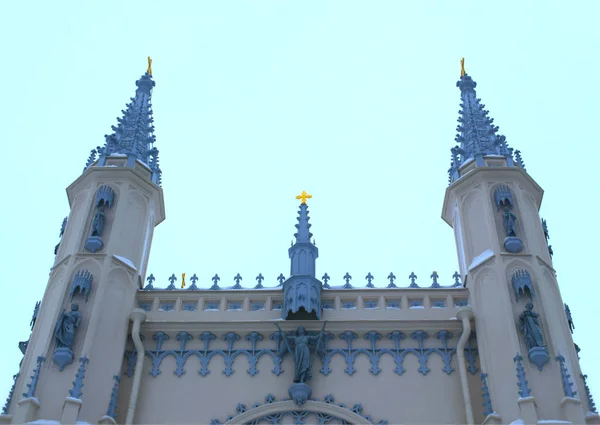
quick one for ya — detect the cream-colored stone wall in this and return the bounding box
[5,155,594,425]
[6,159,165,425]
[116,316,481,425]
[443,159,589,424]
[135,287,470,319]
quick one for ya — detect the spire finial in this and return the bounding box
[460,58,466,77]
[295,190,312,204]
[147,56,153,76]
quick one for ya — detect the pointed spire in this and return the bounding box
[289,191,319,277]
[294,203,313,244]
[449,59,519,183]
[95,59,162,184]
[284,192,322,320]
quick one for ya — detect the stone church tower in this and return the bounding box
[0,60,597,425]
[3,65,165,424]
[442,68,593,424]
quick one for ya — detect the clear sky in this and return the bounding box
[1,0,599,415]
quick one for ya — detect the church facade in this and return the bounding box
[1,62,597,425]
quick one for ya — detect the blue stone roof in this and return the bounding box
[448,73,521,183]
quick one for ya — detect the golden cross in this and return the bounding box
[181,273,186,289]
[296,190,312,204]
[147,56,153,76]
[460,58,465,77]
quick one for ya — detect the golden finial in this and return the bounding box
[181,273,186,289]
[147,56,153,76]
[460,58,465,77]
[295,190,312,204]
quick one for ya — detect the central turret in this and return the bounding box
[282,191,322,320]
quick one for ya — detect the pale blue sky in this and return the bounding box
[1,0,599,412]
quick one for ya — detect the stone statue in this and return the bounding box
[91,204,106,237]
[519,302,544,350]
[55,303,81,349]
[30,301,40,330]
[565,304,575,333]
[503,207,518,237]
[275,322,327,383]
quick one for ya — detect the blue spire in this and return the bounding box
[449,68,519,183]
[294,203,313,243]
[94,66,162,185]
[288,201,319,276]
[283,192,322,320]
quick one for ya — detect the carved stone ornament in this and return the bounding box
[69,270,93,303]
[85,185,115,253]
[503,207,523,253]
[275,323,326,384]
[282,278,322,320]
[53,303,82,371]
[494,185,523,253]
[519,302,549,370]
[275,322,327,405]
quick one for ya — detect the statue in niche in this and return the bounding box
[275,322,327,383]
[503,207,518,237]
[519,302,545,350]
[55,303,81,349]
[91,204,106,237]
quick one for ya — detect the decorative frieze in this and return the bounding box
[123,330,478,379]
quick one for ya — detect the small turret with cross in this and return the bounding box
[284,191,322,321]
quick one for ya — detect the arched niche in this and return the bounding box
[82,184,119,253]
[223,400,375,425]
[489,183,524,254]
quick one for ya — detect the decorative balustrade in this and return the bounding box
[123,330,478,379]
[137,289,469,314]
[142,271,464,291]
